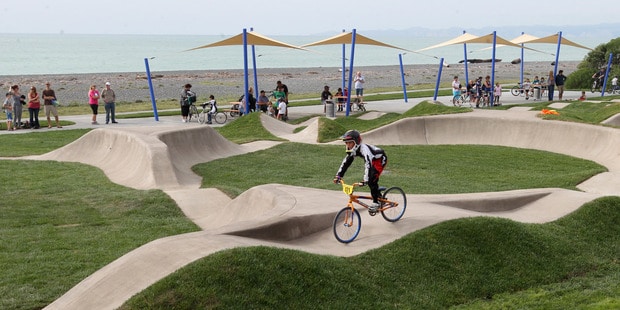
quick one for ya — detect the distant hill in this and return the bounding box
[357,23,620,41]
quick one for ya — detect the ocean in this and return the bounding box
[0,33,607,76]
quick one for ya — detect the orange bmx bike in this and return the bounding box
[333,180,407,243]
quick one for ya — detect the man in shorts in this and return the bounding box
[42,82,62,128]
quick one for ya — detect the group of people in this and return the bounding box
[88,82,117,125]
[452,75,502,108]
[179,80,290,123]
[320,71,366,113]
[2,82,62,131]
[520,70,567,101]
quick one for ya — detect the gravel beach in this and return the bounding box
[0,61,579,105]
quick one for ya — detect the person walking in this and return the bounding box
[101,82,118,124]
[88,84,100,124]
[555,70,567,100]
[42,82,62,128]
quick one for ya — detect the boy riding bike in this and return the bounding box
[333,130,387,212]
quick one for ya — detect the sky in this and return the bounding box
[1,0,618,36]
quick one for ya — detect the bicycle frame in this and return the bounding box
[340,180,397,212]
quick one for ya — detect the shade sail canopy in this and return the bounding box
[416,32,540,52]
[415,32,481,52]
[301,31,413,52]
[185,31,307,51]
[520,33,593,50]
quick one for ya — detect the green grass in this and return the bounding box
[120,197,620,309]
[0,129,91,157]
[540,100,620,126]
[195,143,605,198]
[0,161,199,310]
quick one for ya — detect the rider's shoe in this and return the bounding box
[369,202,380,213]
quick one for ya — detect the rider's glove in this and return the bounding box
[333,176,341,184]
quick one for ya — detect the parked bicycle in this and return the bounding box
[332,180,407,243]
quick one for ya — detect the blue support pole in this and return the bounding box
[243,29,250,115]
[144,57,159,121]
[342,29,346,92]
[601,52,613,97]
[345,29,357,117]
[553,31,562,77]
[520,31,524,87]
[433,57,444,101]
[399,54,408,103]
[463,30,469,85]
[250,27,259,100]
[490,31,497,106]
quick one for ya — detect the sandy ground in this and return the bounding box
[26,91,619,309]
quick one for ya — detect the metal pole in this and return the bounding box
[144,57,159,121]
[345,29,357,117]
[433,57,444,101]
[601,52,613,97]
[243,29,249,115]
[399,54,408,102]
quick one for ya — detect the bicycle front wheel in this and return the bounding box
[381,187,407,222]
[510,86,521,96]
[214,112,227,124]
[333,207,361,243]
[198,112,206,124]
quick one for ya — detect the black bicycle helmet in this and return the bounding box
[342,130,361,153]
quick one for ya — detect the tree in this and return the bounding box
[565,37,620,90]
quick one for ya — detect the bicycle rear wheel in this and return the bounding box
[333,207,361,243]
[188,105,199,122]
[380,187,407,222]
[214,112,227,124]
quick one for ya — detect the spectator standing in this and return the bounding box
[3,92,13,131]
[101,82,118,124]
[88,84,100,124]
[335,87,344,112]
[9,85,22,129]
[276,98,287,121]
[555,70,567,100]
[321,85,333,113]
[547,71,555,101]
[42,82,62,128]
[494,82,502,105]
[523,78,532,100]
[451,76,461,106]
[354,71,365,104]
[276,80,289,103]
[27,86,41,129]
[179,83,194,122]
[612,76,619,92]
[257,90,270,113]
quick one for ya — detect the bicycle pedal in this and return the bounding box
[368,210,378,216]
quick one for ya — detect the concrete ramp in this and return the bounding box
[35,125,271,190]
[260,113,320,143]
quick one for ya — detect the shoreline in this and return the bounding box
[0,61,580,104]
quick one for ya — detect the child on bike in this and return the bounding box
[333,130,387,212]
[203,95,217,124]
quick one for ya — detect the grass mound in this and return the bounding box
[120,197,620,309]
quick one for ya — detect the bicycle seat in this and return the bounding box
[378,186,387,192]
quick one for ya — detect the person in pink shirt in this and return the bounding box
[88,84,100,124]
